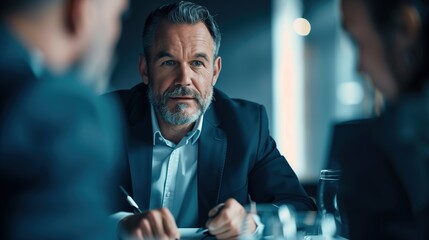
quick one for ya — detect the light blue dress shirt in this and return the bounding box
[149,105,203,227]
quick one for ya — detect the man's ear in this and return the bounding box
[212,56,222,86]
[139,55,149,85]
[64,0,91,35]
[398,5,421,46]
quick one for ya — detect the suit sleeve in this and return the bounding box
[0,79,122,240]
[248,105,316,211]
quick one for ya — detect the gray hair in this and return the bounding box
[142,1,221,60]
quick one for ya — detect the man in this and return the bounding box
[110,1,316,239]
[0,0,128,239]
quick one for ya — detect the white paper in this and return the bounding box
[179,228,207,239]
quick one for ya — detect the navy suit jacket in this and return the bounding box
[334,91,429,239]
[109,83,316,227]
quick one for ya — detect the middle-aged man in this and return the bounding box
[0,0,128,239]
[109,1,316,239]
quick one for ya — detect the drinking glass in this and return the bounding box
[316,169,343,238]
[239,203,348,240]
[239,204,298,240]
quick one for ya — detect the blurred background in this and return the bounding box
[107,0,377,195]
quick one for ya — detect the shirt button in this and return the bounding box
[166,191,171,197]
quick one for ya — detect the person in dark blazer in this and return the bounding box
[0,0,128,239]
[336,0,429,239]
[108,1,316,239]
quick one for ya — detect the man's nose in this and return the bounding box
[175,64,192,86]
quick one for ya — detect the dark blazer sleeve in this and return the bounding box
[207,89,316,212]
[0,79,122,240]
[248,105,316,211]
[338,94,429,239]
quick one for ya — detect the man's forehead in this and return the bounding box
[154,21,212,39]
[149,21,216,57]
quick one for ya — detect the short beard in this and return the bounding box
[148,84,213,125]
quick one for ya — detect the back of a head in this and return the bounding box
[363,0,429,93]
[0,0,60,17]
[142,1,221,60]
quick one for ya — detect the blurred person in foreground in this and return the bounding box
[337,0,429,238]
[107,1,316,239]
[0,0,128,239]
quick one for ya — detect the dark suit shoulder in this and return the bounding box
[212,88,264,116]
[209,88,267,128]
[332,118,376,130]
[105,83,146,106]
[326,118,378,169]
[0,38,36,118]
[213,88,262,108]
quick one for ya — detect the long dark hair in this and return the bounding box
[364,0,429,93]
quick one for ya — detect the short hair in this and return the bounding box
[142,1,221,60]
[0,0,60,16]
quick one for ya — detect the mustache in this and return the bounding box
[163,86,203,103]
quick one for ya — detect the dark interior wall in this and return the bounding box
[109,0,273,125]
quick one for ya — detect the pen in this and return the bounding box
[198,203,225,235]
[248,194,256,214]
[119,185,142,214]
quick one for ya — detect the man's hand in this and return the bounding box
[206,198,256,240]
[119,208,180,240]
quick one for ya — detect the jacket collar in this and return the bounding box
[126,84,227,226]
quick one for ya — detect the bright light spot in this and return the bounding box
[293,18,311,36]
[337,81,364,105]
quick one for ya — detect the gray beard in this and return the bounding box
[148,84,213,125]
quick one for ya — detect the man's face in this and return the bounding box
[142,21,222,125]
[341,0,398,100]
[79,0,128,93]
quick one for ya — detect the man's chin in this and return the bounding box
[170,110,200,119]
[162,108,202,125]
[168,102,194,112]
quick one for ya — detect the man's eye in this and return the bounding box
[161,60,176,66]
[191,61,204,67]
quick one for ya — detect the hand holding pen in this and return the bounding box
[205,198,256,239]
[118,186,180,240]
[196,202,225,235]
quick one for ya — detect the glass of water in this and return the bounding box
[239,204,298,240]
[316,169,343,238]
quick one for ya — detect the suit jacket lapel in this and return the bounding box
[197,106,227,226]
